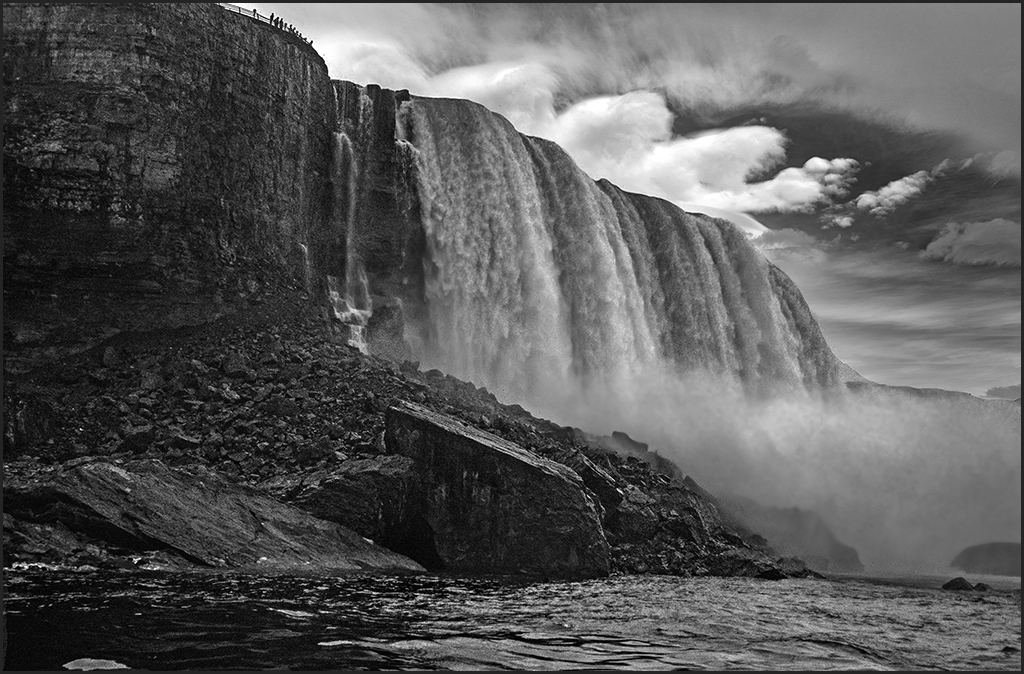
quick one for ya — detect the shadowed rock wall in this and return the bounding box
[385,400,611,578]
[3,3,337,371]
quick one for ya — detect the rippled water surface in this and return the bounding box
[4,569,1020,670]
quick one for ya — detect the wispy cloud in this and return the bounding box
[921,218,1022,267]
[854,170,933,217]
[757,242,1023,395]
[245,3,1019,177]
[423,66,860,214]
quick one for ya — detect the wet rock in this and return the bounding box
[263,454,419,547]
[101,347,123,368]
[3,392,59,456]
[277,363,310,383]
[260,395,301,417]
[384,399,610,579]
[116,424,156,454]
[221,352,255,380]
[4,459,425,573]
[140,371,165,391]
[611,430,648,453]
[942,576,977,591]
[548,447,622,515]
[295,437,334,466]
[168,432,202,450]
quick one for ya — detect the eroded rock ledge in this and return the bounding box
[4,457,424,574]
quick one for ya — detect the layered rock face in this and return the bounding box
[3,3,336,371]
[4,457,425,573]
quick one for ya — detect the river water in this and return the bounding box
[4,568,1020,670]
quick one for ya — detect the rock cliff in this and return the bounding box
[4,3,336,372]
[951,542,1021,577]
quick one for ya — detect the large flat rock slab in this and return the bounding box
[5,459,425,574]
[384,400,610,578]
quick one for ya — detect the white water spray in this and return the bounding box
[400,94,1021,573]
[329,131,372,353]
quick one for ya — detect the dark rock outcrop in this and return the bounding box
[941,576,994,591]
[4,457,425,573]
[951,542,1021,577]
[4,3,336,372]
[719,497,864,573]
[384,399,611,578]
[261,454,420,551]
[942,577,977,591]
[602,474,793,579]
[595,430,684,480]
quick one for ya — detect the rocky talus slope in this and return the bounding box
[4,291,811,580]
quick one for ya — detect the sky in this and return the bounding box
[240,2,1021,399]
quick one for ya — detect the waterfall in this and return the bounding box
[403,95,842,409]
[334,88,1020,571]
[327,131,371,353]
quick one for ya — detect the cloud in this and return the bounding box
[985,150,1022,178]
[985,384,1021,400]
[425,61,559,136]
[854,170,933,216]
[526,88,860,214]
[752,228,830,266]
[761,244,1022,396]
[412,65,864,216]
[820,213,855,229]
[243,3,1019,176]
[681,204,769,239]
[920,218,1022,267]
[243,2,1015,222]
[331,41,431,93]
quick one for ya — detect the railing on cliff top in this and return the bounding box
[217,2,313,47]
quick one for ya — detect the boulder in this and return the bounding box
[4,458,424,574]
[384,399,610,578]
[941,576,978,591]
[937,573,978,590]
[261,454,419,548]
